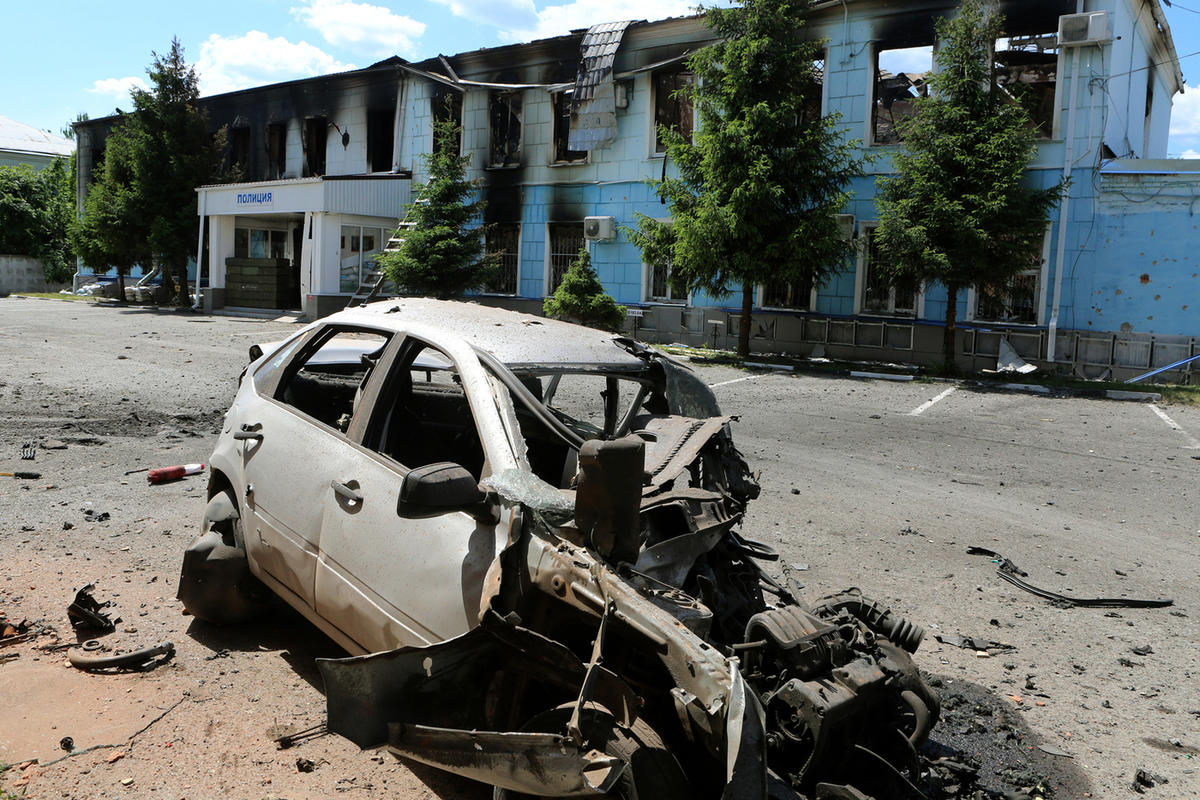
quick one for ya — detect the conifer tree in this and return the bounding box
[543,248,626,331]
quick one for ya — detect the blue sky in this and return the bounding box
[3,0,1200,154]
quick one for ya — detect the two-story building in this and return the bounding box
[75,0,1200,378]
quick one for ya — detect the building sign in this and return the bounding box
[236,191,274,207]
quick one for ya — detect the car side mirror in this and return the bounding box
[398,462,498,524]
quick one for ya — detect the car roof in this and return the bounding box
[328,298,648,371]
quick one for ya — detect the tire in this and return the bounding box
[177,490,272,624]
[494,707,690,800]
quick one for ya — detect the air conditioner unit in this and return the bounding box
[1058,11,1110,47]
[836,214,855,241]
[584,216,616,241]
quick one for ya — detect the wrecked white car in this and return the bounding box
[179,298,938,799]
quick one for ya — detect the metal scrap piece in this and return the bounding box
[67,584,120,632]
[568,21,632,151]
[967,547,1173,608]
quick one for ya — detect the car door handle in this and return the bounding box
[233,422,263,441]
[330,480,362,504]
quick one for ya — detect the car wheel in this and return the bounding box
[493,707,690,800]
[177,490,272,625]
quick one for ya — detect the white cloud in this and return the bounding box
[474,0,697,43]
[430,0,538,32]
[1178,148,1200,159]
[195,31,354,96]
[86,76,149,99]
[291,0,425,57]
[1169,82,1200,137]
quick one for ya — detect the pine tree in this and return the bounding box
[378,114,496,298]
[630,0,867,358]
[874,0,1064,372]
[543,248,626,331]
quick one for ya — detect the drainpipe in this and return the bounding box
[1047,45,1081,363]
[192,189,207,311]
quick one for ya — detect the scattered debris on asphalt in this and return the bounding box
[21,441,35,459]
[934,633,1016,654]
[1132,768,1168,792]
[59,736,74,752]
[67,584,120,633]
[295,757,316,773]
[967,546,1174,608]
[1,470,41,479]
[67,640,174,672]
[273,723,327,750]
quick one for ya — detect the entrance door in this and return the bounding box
[290,225,303,309]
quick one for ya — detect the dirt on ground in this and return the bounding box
[1,296,1196,800]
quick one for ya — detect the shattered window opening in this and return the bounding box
[994,33,1058,139]
[647,257,683,303]
[547,222,585,293]
[861,228,916,316]
[275,328,391,434]
[800,57,825,126]
[231,127,251,178]
[489,91,523,168]
[303,116,328,177]
[871,45,932,145]
[367,107,396,173]
[975,245,1043,324]
[762,275,813,311]
[431,89,463,157]
[652,68,695,153]
[551,91,588,164]
[484,223,520,295]
[266,122,287,180]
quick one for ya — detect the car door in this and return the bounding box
[239,325,393,609]
[314,334,517,655]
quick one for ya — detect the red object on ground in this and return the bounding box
[147,463,205,484]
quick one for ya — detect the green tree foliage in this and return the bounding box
[874,0,1064,371]
[72,130,149,300]
[72,39,223,305]
[629,0,867,358]
[378,114,495,299]
[543,248,626,331]
[0,159,76,283]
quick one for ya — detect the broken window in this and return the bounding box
[646,257,684,303]
[266,122,287,179]
[994,34,1057,139]
[551,91,587,164]
[762,276,813,311]
[366,340,485,479]
[548,222,585,292]
[975,245,1043,324]
[652,68,695,153]
[861,229,916,315]
[872,45,931,145]
[231,127,251,177]
[1144,60,1155,153]
[431,88,463,157]
[277,328,391,433]
[367,107,395,173]
[303,116,328,177]
[489,91,523,167]
[800,57,825,126]
[339,225,384,293]
[484,223,520,294]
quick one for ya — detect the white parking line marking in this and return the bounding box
[709,374,763,388]
[909,386,957,416]
[1149,404,1200,449]
[227,329,299,337]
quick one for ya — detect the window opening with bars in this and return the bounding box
[485,223,520,294]
[548,223,585,292]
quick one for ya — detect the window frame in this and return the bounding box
[758,278,817,312]
[488,90,524,169]
[338,223,386,294]
[545,221,586,294]
[550,90,588,165]
[854,225,921,318]
[482,222,521,296]
[648,67,696,157]
[966,228,1051,326]
[869,43,933,147]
